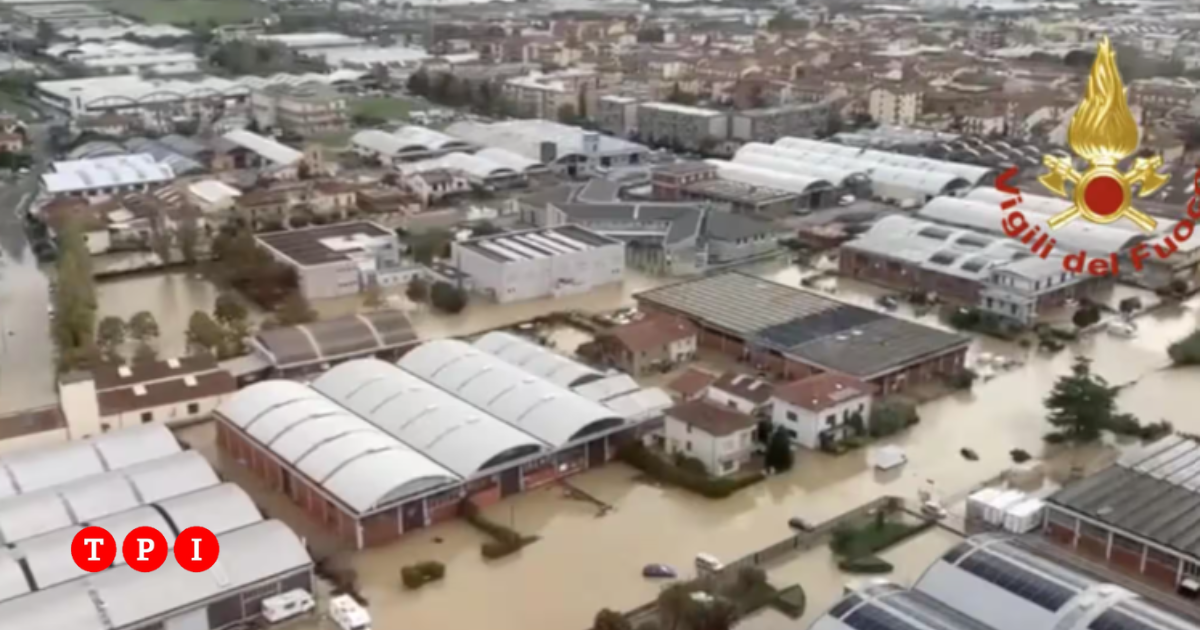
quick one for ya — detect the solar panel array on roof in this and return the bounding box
[756,305,885,349]
[961,258,989,273]
[918,227,951,240]
[956,551,1075,611]
[930,252,958,266]
[830,593,867,619]
[845,602,922,630]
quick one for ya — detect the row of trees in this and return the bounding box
[211,230,300,310]
[185,294,251,359]
[405,277,468,314]
[54,219,99,371]
[96,312,161,366]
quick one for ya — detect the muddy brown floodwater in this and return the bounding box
[336,268,1200,630]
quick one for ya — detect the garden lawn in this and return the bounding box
[105,0,269,25]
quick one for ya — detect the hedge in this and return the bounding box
[837,555,894,574]
[617,442,764,498]
[772,584,807,619]
[400,561,446,589]
[460,500,539,559]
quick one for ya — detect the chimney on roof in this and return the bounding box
[184,375,197,387]
[835,383,843,390]
[167,357,181,369]
[133,384,147,397]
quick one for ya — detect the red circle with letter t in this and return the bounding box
[122,526,169,572]
[71,526,116,572]
[174,526,219,573]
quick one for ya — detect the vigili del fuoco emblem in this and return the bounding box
[1039,36,1169,233]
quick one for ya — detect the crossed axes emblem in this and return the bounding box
[1038,154,1167,233]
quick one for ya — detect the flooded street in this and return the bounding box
[95,271,223,358]
[317,264,1200,630]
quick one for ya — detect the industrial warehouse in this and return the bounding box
[634,271,971,393]
[812,534,1200,630]
[215,335,665,548]
[0,425,313,630]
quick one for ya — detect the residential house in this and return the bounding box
[59,355,238,435]
[706,372,773,416]
[665,368,718,401]
[600,315,698,375]
[406,169,470,206]
[663,399,757,477]
[770,373,872,450]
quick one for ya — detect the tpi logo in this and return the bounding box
[70,525,220,573]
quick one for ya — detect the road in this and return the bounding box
[0,124,58,414]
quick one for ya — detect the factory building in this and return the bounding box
[0,424,313,630]
[635,272,970,393]
[1043,435,1200,594]
[215,339,652,549]
[255,221,409,300]
[812,536,1200,630]
[452,225,625,303]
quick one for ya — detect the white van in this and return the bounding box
[330,594,372,630]
[695,553,724,573]
[261,589,314,623]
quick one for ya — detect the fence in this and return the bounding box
[586,495,900,630]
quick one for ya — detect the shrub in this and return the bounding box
[617,442,764,498]
[460,500,538,559]
[400,560,446,589]
[1009,448,1032,463]
[1168,330,1200,365]
[869,400,919,438]
[1072,303,1101,329]
[430,281,468,314]
[947,368,978,390]
[837,555,894,574]
[672,453,708,475]
[1139,420,1173,441]
[1119,297,1143,314]
[773,584,806,618]
[594,608,633,630]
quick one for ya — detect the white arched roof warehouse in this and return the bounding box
[216,380,460,514]
[0,424,181,499]
[918,196,1144,254]
[473,331,604,388]
[311,359,547,477]
[705,160,832,194]
[398,339,626,448]
[733,143,868,187]
[775,137,994,185]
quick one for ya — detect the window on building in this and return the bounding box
[826,414,836,428]
[686,441,692,452]
[686,424,692,434]
[141,411,153,424]
[187,403,200,415]
[786,411,798,421]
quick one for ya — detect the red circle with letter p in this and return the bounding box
[122,526,169,573]
[71,526,117,572]
[174,526,219,573]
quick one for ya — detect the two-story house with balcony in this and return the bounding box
[770,373,872,450]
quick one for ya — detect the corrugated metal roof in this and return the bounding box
[312,359,547,477]
[473,331,602,388]
[217,380,459,513]
[398,339,625,447]
[156,484,262,537]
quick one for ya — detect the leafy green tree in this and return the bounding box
[224,318,250,358]
[594,609,633,630]
[406,277,429,303]
[409,230,451,265]
[132,342,158,366]
[1044,356,1136,443]
[1072,303,1101,329]
[755,419,773,444]
[95,316,127,362]
[274,292,317,326]
[430,281,467,314]
[557,103,578,124]
[213,293,248,327]
[53,218,99,370]
[186,311,225,356]
[765,428,794,472]
[128,311,160,344]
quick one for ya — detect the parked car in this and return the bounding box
[642,563,677,579]
[876,295,899,311]
[920,501,948,520]
[788,517,815,532]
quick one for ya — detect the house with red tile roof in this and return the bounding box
[599,314,698,375]
[770,372,872,450]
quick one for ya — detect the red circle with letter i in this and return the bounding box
[71,526,117,572]
[122,526,169,573]
[174,526,219,573]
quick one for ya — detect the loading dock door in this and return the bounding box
[401,500,426,533]
[587,440,607,468]
[500,467,521,497]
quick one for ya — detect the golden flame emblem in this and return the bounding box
[1039,37,1168,233]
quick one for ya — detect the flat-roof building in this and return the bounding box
[636,101,729,151]
[215,340,643,548]
[452,225,625,303]
[256,221,406,300]
[636,272,971,392]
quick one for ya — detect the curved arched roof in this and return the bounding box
[398,339,626,447]
[964,188,1154,237]
[311,359,546,476]
[216,380,459,513]
[734,143,867,186]
[476,147,543,172]
[473,332,603,388]
[775,137,994,184]
[705,160,832,194]
[918,196,1142,253]
[393,125,471,152]
[814,581,999,630]
[0,425,180,500]
[0,450,218,544]
[869,166,969,197]
[437,151,517,179]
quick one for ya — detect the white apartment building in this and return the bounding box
[664,399,757,477]
[256,221,407,300]
[453,225,625,304]
[770,373,872,450]
[636,101,729,150]
[251,83,348,137]
[868,85,924,126]
[503,69,599,120]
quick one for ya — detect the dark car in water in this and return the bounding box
[642,564,677,579]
